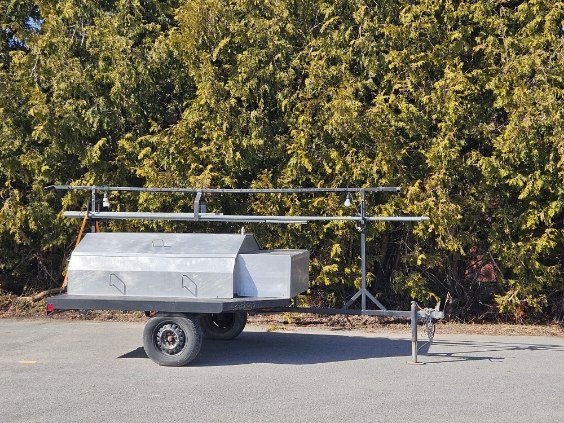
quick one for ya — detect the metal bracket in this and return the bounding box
[344,289,387,311]
[193,191,202,221]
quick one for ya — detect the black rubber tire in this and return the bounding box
[200,311,247,340]
[143,314,202,366]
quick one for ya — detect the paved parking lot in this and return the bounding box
[0,319,562,422]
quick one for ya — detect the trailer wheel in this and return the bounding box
[200,311,247,340]
[143,314,202,366]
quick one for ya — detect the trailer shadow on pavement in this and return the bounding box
[423,339,564,364]
[115,331,561,366]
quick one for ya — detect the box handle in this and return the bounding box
[182,275,197,297]
[151,239,170,248]
[109,273,126,295]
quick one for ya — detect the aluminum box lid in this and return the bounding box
[72,232,260,257]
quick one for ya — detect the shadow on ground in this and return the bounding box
[114,331,562,366]
[424,339,564,364]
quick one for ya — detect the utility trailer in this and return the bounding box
[47,185,444,366]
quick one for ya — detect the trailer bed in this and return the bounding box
[48,294,290,314]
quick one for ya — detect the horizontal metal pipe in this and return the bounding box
[367,216,429,222]
[63,211,309,224]
[254,307,444,319]
[46,185,401,194]
[63,211,429,223]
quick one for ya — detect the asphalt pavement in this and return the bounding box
[0,319,562,422]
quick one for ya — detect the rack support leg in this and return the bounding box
[408,301,424,365]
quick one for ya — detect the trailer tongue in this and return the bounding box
[47,185,443,366]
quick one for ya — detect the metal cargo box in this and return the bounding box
[67,232,309,299]
[235,250,309,298]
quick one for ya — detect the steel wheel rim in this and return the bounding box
[155,322,186,355]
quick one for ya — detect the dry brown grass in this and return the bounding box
[0,293,145,321]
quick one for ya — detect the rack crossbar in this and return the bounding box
[63,211,429,223]
[47,185,401,194]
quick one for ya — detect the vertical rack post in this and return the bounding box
[90,188,96,233]
[360,188,367,311]
[343,187,387,311]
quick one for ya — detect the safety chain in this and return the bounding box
[415,303,436,352]
[424,309,436,344]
